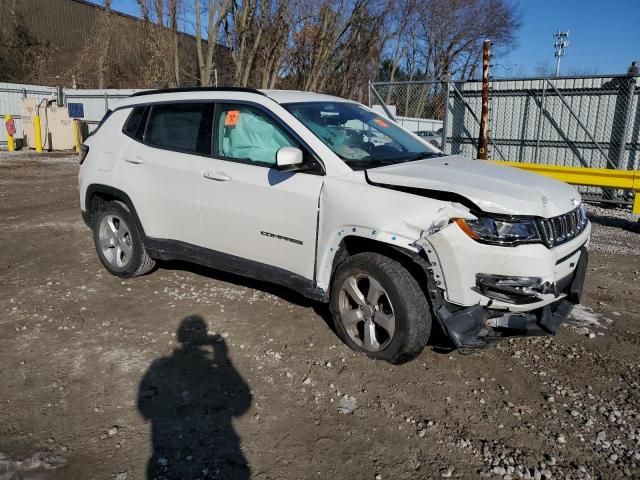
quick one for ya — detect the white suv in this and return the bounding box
[78,88,590,363]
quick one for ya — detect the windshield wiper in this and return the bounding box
[344,158,397,167]
[395,151,444,163]
[344,152,443,170]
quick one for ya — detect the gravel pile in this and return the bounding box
[585,204,640,256]
[586,204,639,224]
[490,335,640,478]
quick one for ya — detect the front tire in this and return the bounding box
[92,201,156,278]
[329,252,432,364]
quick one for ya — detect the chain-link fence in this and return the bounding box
[369,81,448,149]
[370,71,640,203]
[3,77,639,203]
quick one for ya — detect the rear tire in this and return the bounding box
[92,201,155,278]
[329,252,431,364]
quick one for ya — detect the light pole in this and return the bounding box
[553,31,569,76]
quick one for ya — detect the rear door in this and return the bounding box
[197,102,324,281]
[116,102,213,248]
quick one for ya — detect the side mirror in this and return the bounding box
[276,147,304,171]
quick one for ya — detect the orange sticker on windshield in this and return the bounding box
[374,118,389,128]
[225,110,240,126]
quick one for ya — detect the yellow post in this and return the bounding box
[634,169,640,215]
[73,119,82,153]
[4,114,15,152]
[33,114,43,153]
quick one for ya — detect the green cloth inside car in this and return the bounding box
[221,109,294,165]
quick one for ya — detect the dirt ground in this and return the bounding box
[1,152,640,480]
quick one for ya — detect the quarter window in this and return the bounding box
[123,106,147,140]
[215,104,298,166]
[145,103,213,155]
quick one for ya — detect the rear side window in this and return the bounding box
[145,103,213,155]
[123,106,147,140]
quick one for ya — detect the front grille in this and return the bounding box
[538,206,588,248]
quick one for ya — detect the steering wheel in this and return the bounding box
[361,141,376,153]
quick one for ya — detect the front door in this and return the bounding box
[198,103,323,281]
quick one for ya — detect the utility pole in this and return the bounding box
[477,39,491,160]
[553,31,569,76]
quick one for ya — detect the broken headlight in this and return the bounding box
[455,216,541,245]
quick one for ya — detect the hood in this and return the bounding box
[366,155,580,218]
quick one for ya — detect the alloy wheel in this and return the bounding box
[338,273,396,352]
[98,214,133,268]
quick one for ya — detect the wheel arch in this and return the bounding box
[327,235,433,301]
[84,184,147,237]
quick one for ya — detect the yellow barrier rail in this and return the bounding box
[489,161,640,215]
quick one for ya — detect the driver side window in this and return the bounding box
[215,104,299,166]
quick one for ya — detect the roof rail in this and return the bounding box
[130,87,266,98]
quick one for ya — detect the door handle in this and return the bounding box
[203,171,231,182]
[124,156,145,164]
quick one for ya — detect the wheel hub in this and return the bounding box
[98,214,133,269]
[338,273,396,352]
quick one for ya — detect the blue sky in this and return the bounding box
[499,0,640,76]
[96,0,138,17]
[94,0,640,77]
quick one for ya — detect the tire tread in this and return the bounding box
[330,252,431,364]
[93,200,156,278]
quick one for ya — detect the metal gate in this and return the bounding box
[370,70,640,204]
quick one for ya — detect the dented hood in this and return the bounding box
[365,155,580,217]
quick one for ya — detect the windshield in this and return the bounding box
[283,101,442,169]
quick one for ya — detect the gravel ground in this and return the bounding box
[1,152,639,480]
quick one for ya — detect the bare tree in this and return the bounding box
[136,0,178,87]
[169,0,181,86]
[534,60,555,77]
[255,0,296,88]
[5,0,522,94]
[0,1,52,84]
[567,66,600,76]
[71,0,116,87]
[96,0,113,89]
[155,0,164,22]
[382,0,419,85]
[281,0,392,100]
[429,0,519,79]
[195,0,231,85]
[290,0,349,92]
[222,0,268,87]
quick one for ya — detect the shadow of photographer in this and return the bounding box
[138,315,251,479]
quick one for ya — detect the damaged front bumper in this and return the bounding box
[432,247,588,349]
